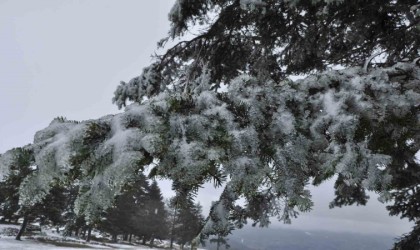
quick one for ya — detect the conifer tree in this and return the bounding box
[146,180,168,245]
[169,193,205,249]
[97,173,168,244]
[99,191,133,241]
[0,148,33,223]
[0,148,38,240]
[99,172,150,242]
[0,1,419,248]
[34,183,68,229]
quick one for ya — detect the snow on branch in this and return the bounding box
[0,62,419,234]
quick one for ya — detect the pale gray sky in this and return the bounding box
[0,0,413,236]
[0,0,171,152]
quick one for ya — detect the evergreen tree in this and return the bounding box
[169,194,205,249]
[166,198,178,249]
[33,183,68,228]
[0,1,419,248]
[0,148,33,223]
[98,173,168,245]
[0,148,37,240]
[209,235,230,250]
[99,172,150,242]
[99,191,133,241]
[15,182,70,240]
[146,180,168,245]
[0,148,77,240]
[127,173,152,243]
[62,185,85,237]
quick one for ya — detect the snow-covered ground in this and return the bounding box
[0,224,156,249]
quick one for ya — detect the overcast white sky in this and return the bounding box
[0,0,413,236]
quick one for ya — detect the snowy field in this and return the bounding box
[0,224,158,249]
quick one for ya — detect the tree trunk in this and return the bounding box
[112,233,117,242]
[190,241,197,250]
[170,207,177,249]
[170,236,174,249]
[15,215,29,240]
[142,237,147,245]
[86,227,92,242]
[150,236,155,247]
[129,234,132,243]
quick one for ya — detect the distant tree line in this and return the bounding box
[0,148,205,249]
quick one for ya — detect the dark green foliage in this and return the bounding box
[393,223,420,250]
[146,181,169,241]
[98,174,168,244]
[150,2,420,248]
[34,183,68,227]
[329,174,369,208]
[1,1,419,248]
[366,112,420,246]
[99,190,137,239]
[151,0,420,93]
[99,173,149,240]
[168,193,205,248]
[0,148,34,221]
[209,235,230,250]
[0,148,73,239]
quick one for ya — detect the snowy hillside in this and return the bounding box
[0,224,161,249]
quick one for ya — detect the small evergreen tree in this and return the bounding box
[99,193,133,241]
[0,148,77,240]
[169,194,205,249]
[15,182,69,240]
[99,172,150,242]
[145,180,168,246]
[34,183,68,229]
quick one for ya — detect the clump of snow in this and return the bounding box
[0,150,14,180]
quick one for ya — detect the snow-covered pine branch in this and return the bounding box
[1,61,418,237]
